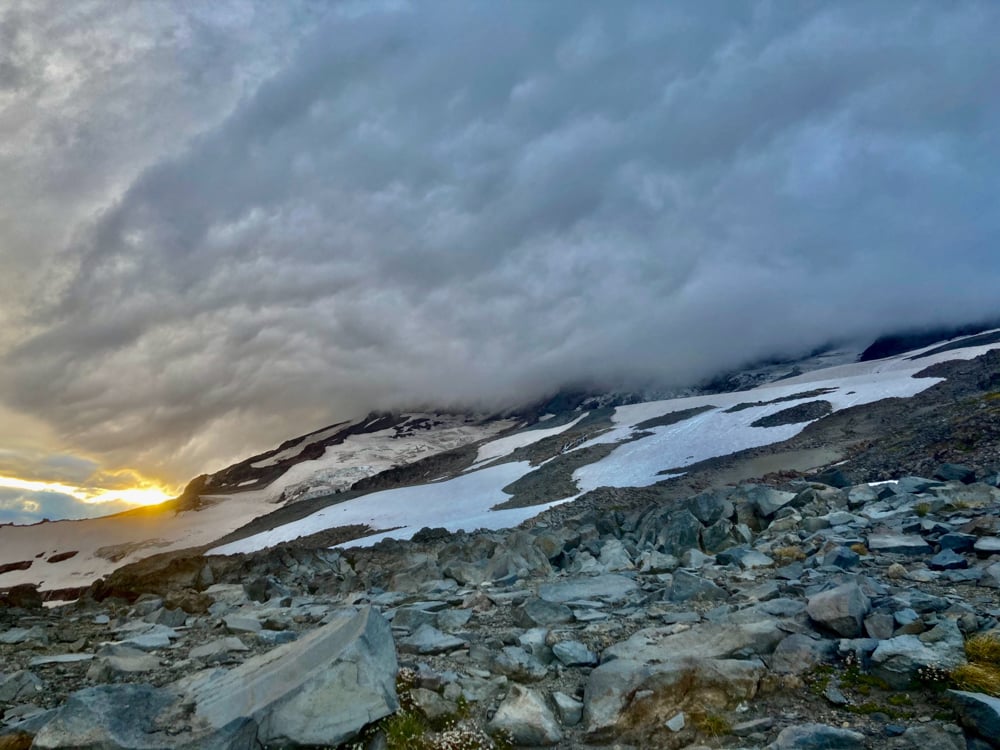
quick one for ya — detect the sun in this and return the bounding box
[0,475,175,508]
[86,486,175,507]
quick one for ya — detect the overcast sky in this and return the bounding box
[1,1,999,522]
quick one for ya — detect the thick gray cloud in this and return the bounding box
[1,1,999,486]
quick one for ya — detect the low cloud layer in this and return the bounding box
[2,1,999,489]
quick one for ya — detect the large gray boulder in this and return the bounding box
[872,619,966,688]
[806,582,871,637]
[949,690,1000,743]
[740,485,797,518]
[31,684,182,750]
[584,657,765,739]
[32,606,400,749]
[637,509,703,556]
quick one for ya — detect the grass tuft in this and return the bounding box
[965,631,1000,664]
[951,663,1000,697]
[691,712,732,737]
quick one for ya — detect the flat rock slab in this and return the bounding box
[397,624,466,655]
[867,533,932,555]
[770,723,865,749]
[190,637,249,659]
[29,654,94,667]
[602,619,785,663]
[537,575,638,604]
[974,537,1000,555]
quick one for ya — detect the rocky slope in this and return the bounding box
[3,348,1000,748]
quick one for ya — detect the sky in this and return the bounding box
[1,1,999,523]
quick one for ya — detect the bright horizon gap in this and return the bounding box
[0,475,174,507]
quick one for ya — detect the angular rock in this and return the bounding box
[189,637,249,659]
[552,640,598,668]
[584,657,765,738]
[701,518,737,552]
[0,671,43,703]
[537,575,637,604]
[974,537,1000,556]
[867,533,932,555]
[934,464,976,484]
[929,549,969,571]
[742,485,797,517]
[823,546,861,570]
[769,723,865,749]
[688,490,733,525]
[492,646,548,682]
[398,624,465,656]
[488,685,562,746]
[896,476,941,494]
[518,598,574,627]
[864,612,895,640]
[603,619,785,663]
[223,615,262,635]
[409,688,456,723]
[769,634,836,674]
[186,606,398,746]
[888,724,966,750]
[598,539,634,571]
[717,547,774,569]
[939,533,977,553]
[949,690,1000,743]
[668,570,727,603]
[641,510,703,557]
[552,691,583,727]
[872,619,966,688]
[806,582,871,637]
[31,684,179,750]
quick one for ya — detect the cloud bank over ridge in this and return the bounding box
[1,1,999,486]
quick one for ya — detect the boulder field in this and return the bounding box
[3,465,1000,748]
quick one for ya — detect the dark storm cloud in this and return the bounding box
[2,1,1000,484]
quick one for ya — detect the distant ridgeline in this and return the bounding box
[860,318,1000,362]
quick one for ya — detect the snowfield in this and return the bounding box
[473,414,588,465]
[4,332,999,589]
[208,332,1000,555]
[210,461,571,555]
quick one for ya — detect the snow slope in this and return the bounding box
[210,332,1000,555]
[572,334,1000,492]
[0,413,514,592]
[210,461,571,555]
[473,414,588,465]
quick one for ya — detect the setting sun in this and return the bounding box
[86,486,174,507]
[0,475,174,508]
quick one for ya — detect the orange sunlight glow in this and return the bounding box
[0,476,174,507]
